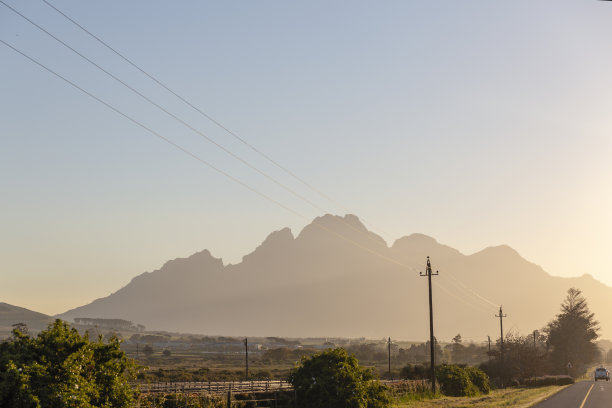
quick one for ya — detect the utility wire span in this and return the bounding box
[403,260,498,315]
[2,0,389,250]
[2,2,504,315]
[0,2,316,212]
[443,272,498,310]
[0,39,409,275]
[432,280,496,317]
[0,39,306,222]
[40,0,389,236]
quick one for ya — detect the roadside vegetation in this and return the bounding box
[0,287,604,407]
[0,320,136,407]
[391,385,568,408]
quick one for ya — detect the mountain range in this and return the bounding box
[55,214,612,341]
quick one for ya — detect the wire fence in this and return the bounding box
[136,379,428,395]
[137,380,293,396]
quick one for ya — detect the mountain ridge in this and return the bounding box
[57,214,612,340]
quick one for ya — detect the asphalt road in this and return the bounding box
[535,380,612,408]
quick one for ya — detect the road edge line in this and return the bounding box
[579,383,595,408]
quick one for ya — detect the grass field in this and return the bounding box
[391,385,569,408]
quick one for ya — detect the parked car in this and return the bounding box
[595,367,610,381]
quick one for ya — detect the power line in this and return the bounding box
[0,2,314,211]
[40,0,389,236]
[5,2,506,316]
[445,271,498,309]
[0,38,414,275]
[432,280,495,317]
[0,38,307,221]
[1,0,389,249]
[1,7,505,325]
[440,274,498,315]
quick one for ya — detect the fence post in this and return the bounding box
[227,390,231,408]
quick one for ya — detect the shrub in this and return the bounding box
[465,366,491,394]
[509,378,521,387]
[400,363,429,380]
[288,348,390,408]
[0,319,136,407]
[435,365,479,397]
[523,375,575,387]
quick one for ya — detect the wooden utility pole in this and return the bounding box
[533,330,538,378]
[388,337,391,378]
[487,336,491,362]
[244,338,249,380]
[420,256,439,393]
[496,306,507,387]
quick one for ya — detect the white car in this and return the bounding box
[595,367,610,381]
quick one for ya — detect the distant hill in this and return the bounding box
[0,302,53,336]
[59,214,612,340]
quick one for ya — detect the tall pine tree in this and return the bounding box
[545,288,600,375]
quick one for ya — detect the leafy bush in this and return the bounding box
[400,363,429,380]
[523,375,574,387]
[288,348,390,408]
[0,319,136,408]
[508,378,521,387]
[465,366,491,394]
[435,365,479,397]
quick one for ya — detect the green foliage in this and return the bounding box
[545,288,600,375]
[465,366,491,394]
[435,365,479,397]
[139,393,224,408]
[288,348,390,408]
[399,363,429,380]
[0,319,136,408]
[143,344,154,357]
[523,375,574,387]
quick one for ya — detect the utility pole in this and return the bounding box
[487,336,491,362]
[244,338,249,380]
[388,337,391,378]
[533,330,538,378]
[496,306,507,387]
[420,256,439,393]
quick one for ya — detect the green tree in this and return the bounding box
[0,319,136,408]
[435,365,479,397]
[545,288,600,375]
[143,345,154,357]
[288,348,390,408]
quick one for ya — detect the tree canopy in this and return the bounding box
[545,288,600,374]
[288,348,389,408]
[0,319,136,408]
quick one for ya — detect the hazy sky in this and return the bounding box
[2,1,612,316]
